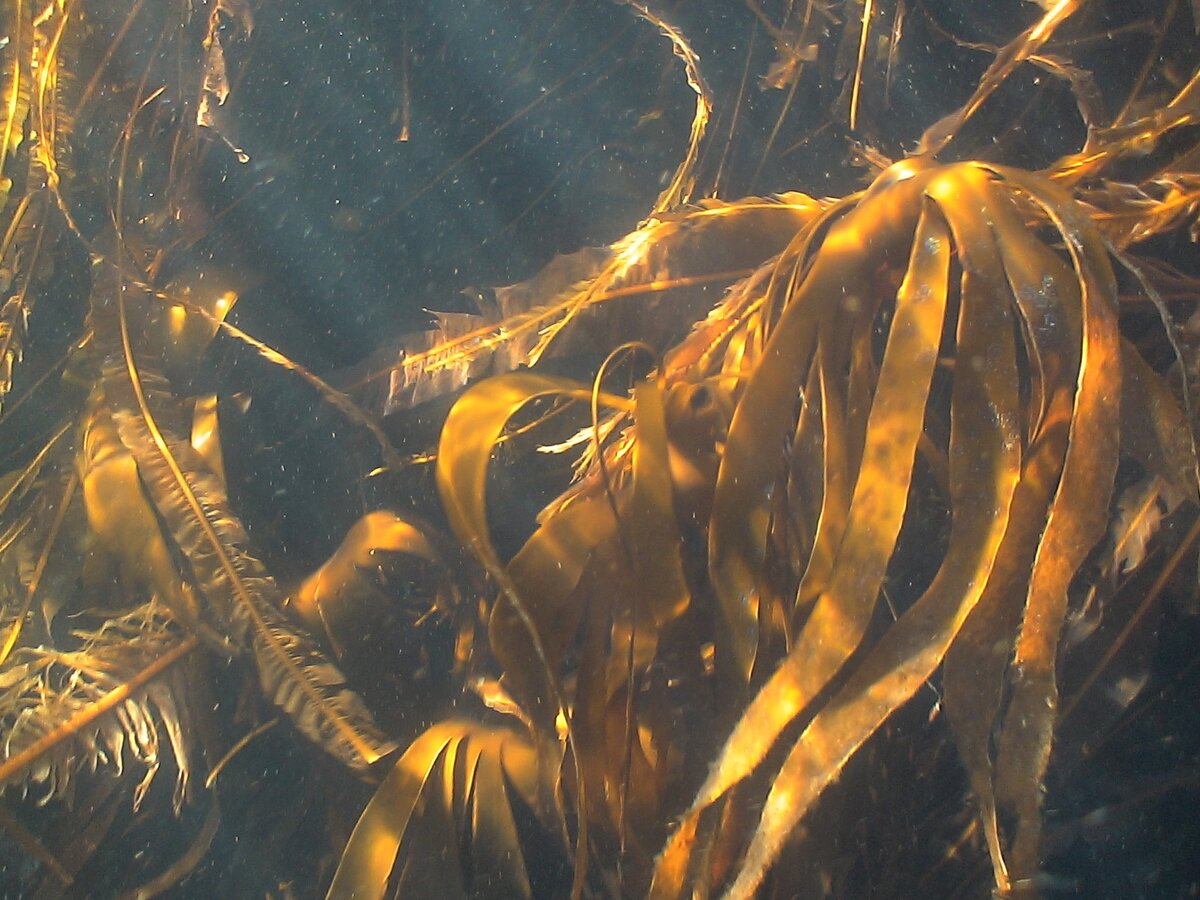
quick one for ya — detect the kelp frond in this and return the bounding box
[409,156,1198,898]
[350,194,824,416]
[83,282,394,770]
[327,719,546,900]
[0,602,196,812]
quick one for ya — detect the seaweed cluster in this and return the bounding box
[0,0,1197,897]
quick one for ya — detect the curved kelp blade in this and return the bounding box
[626,377,691,637]
[496,377,691,767]
[934,162,1072,893]
[435,370,630,897]
[80,394,208,638]
[437,371,627,728]
[706,160,931,683]
[327,720,543,900]
[327,727,455,900]
[291,510,458,656]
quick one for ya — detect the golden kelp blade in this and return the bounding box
[989,167,1121,888]
[0,293,26,412]
[934,163,1062,892]
[649,160,1140,895]
[959,164,1089,887]
[0,0,31,207]
[291,509,457,655]
[721,197,1023,900]
[625,378,691,636]
[327,728,454,900]
[706,159,933,683]
[934,163,1118,894]
[516,375,694,876]
[189,395,224,485]
[657,188,952,895]
[436,371,629,728]
[436,370,633,897]
[327,720,543,900]
[80,393,206,637]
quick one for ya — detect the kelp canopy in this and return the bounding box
[0,0,1198,896]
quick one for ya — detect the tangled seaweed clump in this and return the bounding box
[0,0,1198,896]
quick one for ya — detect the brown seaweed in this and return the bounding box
[0,1,1197,898]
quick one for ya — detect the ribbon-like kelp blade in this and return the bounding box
[989,167,1121,886]
[707,160,931,682]
[292,510,452,653]
[189,395,225,485]
[791,347,851,612]
[0,0,31,207]
[470,745,533,899]
[942,164,1088,891]
[327,730,455,900]
[80,396,206,638]
[328,721,543,900]
[628,377,690,633]
[722,194,1022,899]
[784,358,826,582]
[655,187,949,894]
[502,491,614,716]
[992,194,1081,445]
[971,165,1090,853]
[437,371,626,729]
[567,380,692,844]
[435,370,630,898]
[935,163,1062,892]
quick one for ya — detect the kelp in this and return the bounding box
[0,602,197,813]
[354,19,1196,890]
[326,719,545,899]
[348,193,823,417]
[0,0,1198,897]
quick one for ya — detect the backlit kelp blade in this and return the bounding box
[326,720,544,900]
[646,159,1164,895]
